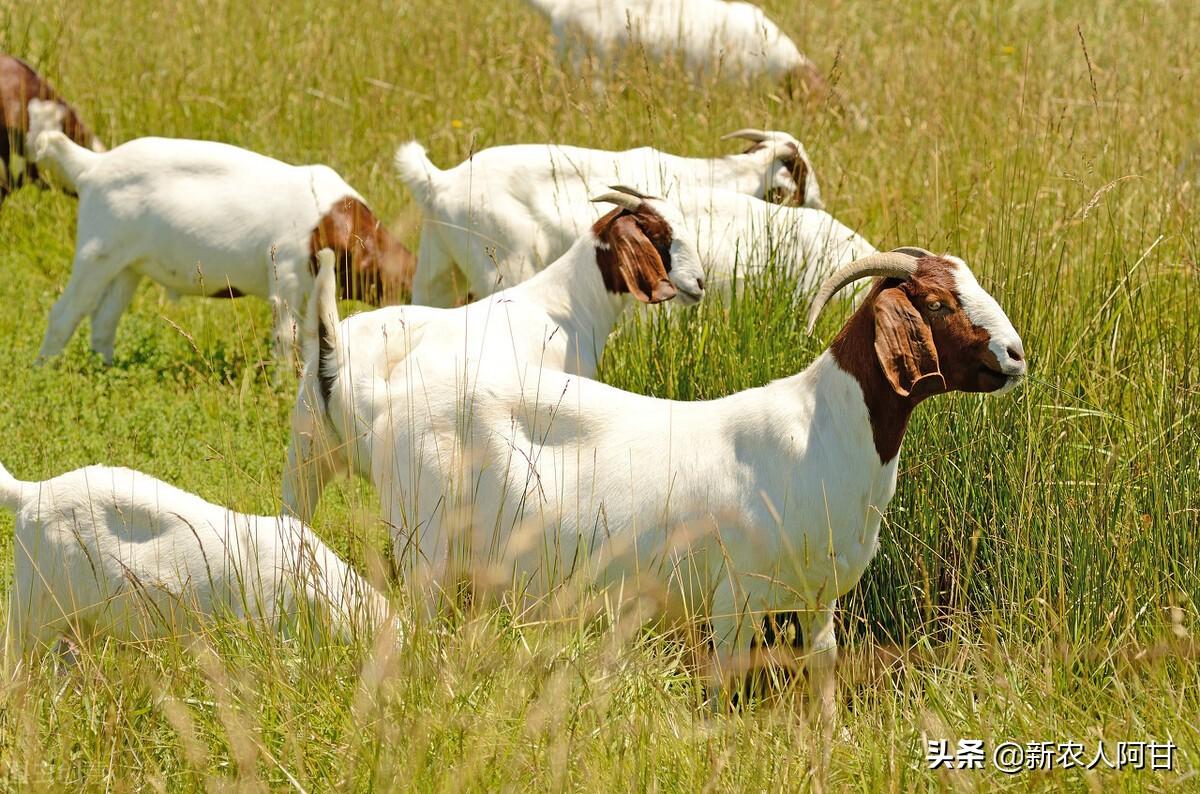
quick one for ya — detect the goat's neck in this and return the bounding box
[516,237,625,345]
[714,154,770,196]
[775,303,923,466]
[823,303,924,464]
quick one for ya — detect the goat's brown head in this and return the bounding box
[809,248,1027,460]
[4,57,103,152]
[589,185,706,306]
[309,196,415,305]
[721,128,823,209]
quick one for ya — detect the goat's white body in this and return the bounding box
[332,239,629,381]
[683,189,875,295]
[34,133,364,364]
[529,0,810,83]
[348,351,890,655]
[0,463,392,654]
[396,137,819,306]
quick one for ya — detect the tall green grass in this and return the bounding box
[1,0,1197,789]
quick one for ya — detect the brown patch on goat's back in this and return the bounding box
[590,204,676,303]
[309,196,415,305]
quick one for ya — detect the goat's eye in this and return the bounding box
[926,299,943,313]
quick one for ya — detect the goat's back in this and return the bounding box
[9,465,384,641]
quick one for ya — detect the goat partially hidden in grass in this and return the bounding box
[0,459,395,663]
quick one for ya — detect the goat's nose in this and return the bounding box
[696,277,706,291]
[1007,344,1024,363]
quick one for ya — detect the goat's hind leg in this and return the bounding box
[89,270,142,364]
[4,577,63,675]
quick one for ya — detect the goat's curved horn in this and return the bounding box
[890,246,935,259]
[590,186,645,212]
[720,128,770,143]
[805,249,924,333]
[609,184,658,200]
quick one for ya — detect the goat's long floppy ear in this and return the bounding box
[873,288,945,397]
[592,211,676,304]
[303,249,344,405]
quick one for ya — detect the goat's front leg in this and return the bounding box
[38,245,122,363]
[89,270,142,364]
[803,603,838,791]
[705,577,758,709]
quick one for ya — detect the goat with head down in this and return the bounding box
[0,460,396,659]
[298,244,1025,773]
[524,0,858,115]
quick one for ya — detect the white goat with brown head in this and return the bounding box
[282,190,706,522]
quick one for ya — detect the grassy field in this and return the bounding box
[1,0,1198,789]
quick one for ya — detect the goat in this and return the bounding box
[282,190,707,522]
[32,132,415,366]
[0,460,395,660]
[395,129,821,306]
[0,54,103,203]
[526,0,838,106]
[302,245,1026,758]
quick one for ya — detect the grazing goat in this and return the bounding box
[33,132,414,366]
[0,54,103,202]
[395,129,820,306]
[301,245,1026,751]
[282,191,706,521]
[0,460,394,659]
[527,0,833,103]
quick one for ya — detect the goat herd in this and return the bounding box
[1,0,1028,758]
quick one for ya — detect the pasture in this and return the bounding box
[1,0,1197,789]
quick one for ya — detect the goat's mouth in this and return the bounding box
[675,286,704,305]
[978,363,1021,392]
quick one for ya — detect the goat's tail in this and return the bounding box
[0,460,24,511]
[302,249,345,409]
[35,129,99,191]
[393,141,441,209]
